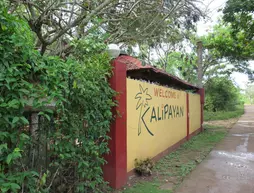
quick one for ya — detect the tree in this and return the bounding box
[203,24,254,61]
[245,84,254,104]
[204,77,241,111]
[203,0,254,62]
[0,8,115,192]
[7,0,204,55]
[155,51,198,83]
[199,24,254,83]
[197,40,203,87]
[153,27,253,87]
[223,0,254,41]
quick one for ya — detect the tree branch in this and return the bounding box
[47,0,115,45]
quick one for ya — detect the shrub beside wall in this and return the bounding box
[0,9,114,193]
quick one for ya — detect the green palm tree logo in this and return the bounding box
[135,84,153,136]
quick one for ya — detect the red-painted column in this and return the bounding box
[198,88,205,131]
[186,93,190,140]
[103,59,127,189]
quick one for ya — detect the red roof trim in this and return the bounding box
[115,55,199,90]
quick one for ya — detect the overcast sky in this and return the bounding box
[197,0,227,36]
[197,0,251,89]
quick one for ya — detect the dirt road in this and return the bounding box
[175,105,254,193]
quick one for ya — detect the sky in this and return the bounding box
[197,0,251,89]
[133,0,252,89]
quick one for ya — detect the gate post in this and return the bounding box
[103,58,127,189]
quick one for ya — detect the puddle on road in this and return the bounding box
[212,151,254,162]
[231,133,254,137]
[236,135,249,152]
[209,131,254,184]
[236,124,254,128]
[226,162,247,168]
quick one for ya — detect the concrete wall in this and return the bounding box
[103,57,204,189]
[189,93,201,135]
[127,78,188,171]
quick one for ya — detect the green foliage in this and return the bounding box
[0,0,7,8]
[204,105,244,121]
[244,84,254,104]
[156,51,198,84]
[0,9,114,193]
[7,0,203,55]
[203,24,254,61]
[204,75,244,122]
[123,181,169,193]
[70,33,108,60]
[199,23,254,85]
[223,0,254,43]
[204,77,241,111]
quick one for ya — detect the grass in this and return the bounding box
[119,124,227,193]
[204,105,244,121]
[122,181,170,193]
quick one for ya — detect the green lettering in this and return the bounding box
[164,104,168,120]
[150,107,157,122]
[176,106,179,117]
[157,107,162,120]
[168,105,173,119]
[172,106,176,118]
[180,106,184,117]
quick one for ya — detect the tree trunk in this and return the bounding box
[197,41,203,88]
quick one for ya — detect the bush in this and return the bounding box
[204,77,241,112]
[0,9,114,193]
[204,105,244,121]
[134,158,154,176]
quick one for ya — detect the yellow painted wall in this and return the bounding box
[189,93,201,134]
[127,78,187,172]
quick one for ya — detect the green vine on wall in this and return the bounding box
[0,8,115,193]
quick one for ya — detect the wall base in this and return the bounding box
[189,127,202,138]
[127,137,187,177]
[127,127,202,178]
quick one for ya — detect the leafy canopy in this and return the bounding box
[0,8,114,193]
[204,0,254,61]
[223,0,254,41]
[204,77,241,111]
[7,0,204,55]
[203,24,254,61]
